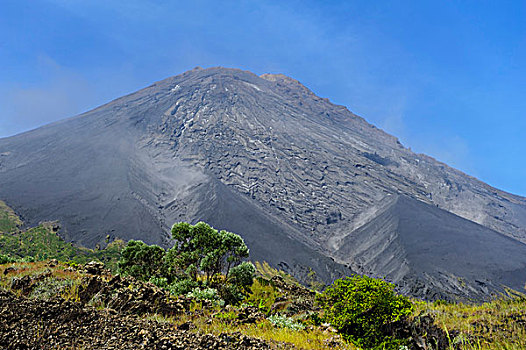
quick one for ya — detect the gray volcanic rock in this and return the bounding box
[1,67,526,299]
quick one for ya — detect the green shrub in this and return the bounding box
[149,276,169,289]
[167,278,199,296]
[220,261,256,304]
[187,287,220,301]
[218,283,245,305]
[186,287,224,306]
[228,261,256,289]
[316,275,413,349]
[245,277,281,315]
[118,240,165,281]
[268,314,306,331]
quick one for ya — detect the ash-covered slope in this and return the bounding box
[333,195,526,300]
[1,67,525,299]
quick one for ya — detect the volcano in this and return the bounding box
[1,67,526,300]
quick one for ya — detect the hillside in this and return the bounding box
[1,67,525,300]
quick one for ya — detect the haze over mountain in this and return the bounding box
[1,67,526,300]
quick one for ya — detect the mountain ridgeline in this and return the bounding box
[1,67,526,301]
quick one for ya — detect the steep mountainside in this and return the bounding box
[1,67,525,299]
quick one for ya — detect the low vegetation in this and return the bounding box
[0,200,22,233]
[0,202,124,270]
[317,275,413,349]
[414,290,526,349]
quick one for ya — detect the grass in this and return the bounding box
[414,290,526,349]
[245,277,283,315]
[254,261,299,286]
[171,311,355,350]
[0,200,22,233]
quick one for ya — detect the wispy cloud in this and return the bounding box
[0,55,94,137]
[416,134,478,178]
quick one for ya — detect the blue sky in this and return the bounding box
[1,0,525,196]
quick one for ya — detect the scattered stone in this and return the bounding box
[0,290,274,349]
[10,275,33,295]
[84,260,105,275]
[383,313,454,350]
[3,266,17,275]
[237,305,265,324]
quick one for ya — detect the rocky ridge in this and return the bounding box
[0,290,276,350]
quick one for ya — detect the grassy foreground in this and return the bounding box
[1,200,526,349]
[2,258,526,349]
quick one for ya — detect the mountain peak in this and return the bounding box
[260,73,314,95]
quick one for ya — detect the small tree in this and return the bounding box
[166,222,249,283]
[221,261,256,303]
[117,222,252,303]
[220,230,250,278]
[316,275,413,349]
[118,240,165,281]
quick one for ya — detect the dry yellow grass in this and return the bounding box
[167,312,356,350]
[414,291,526,349]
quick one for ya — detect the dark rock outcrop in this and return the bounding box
[0,290,274,350]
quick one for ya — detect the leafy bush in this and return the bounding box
[149,276,169,289]
[316,275,413,349]
[268,314,306,331]
[118,240,165,281]
[220,261,256,303]
[228,261,256,289]
[187,287,220,301]
[186,287,225,307]
[168,278,199,296]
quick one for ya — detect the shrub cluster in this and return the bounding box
[0,253,35,264]
[268,314,306,331]
[118,221,255,304]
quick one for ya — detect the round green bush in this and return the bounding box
[316,275,413,349]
